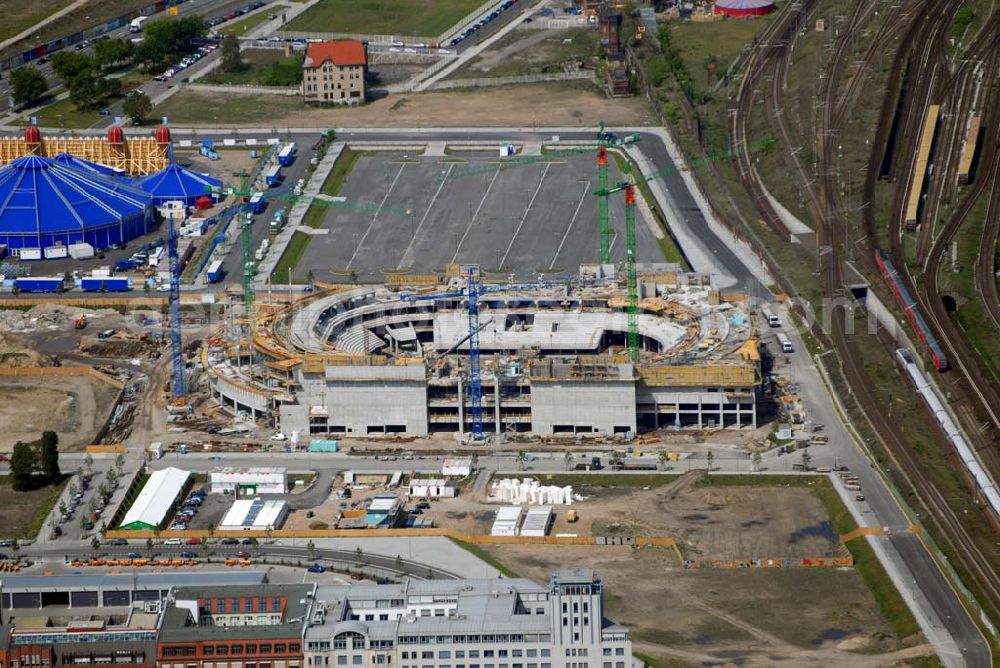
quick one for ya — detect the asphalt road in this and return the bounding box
[26,543,463,579]
[0,0,281,115]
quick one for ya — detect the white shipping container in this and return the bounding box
[19,248,42,261]
[44,245,68,259]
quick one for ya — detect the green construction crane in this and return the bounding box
[595,121,641,264]
[593,168,639,363]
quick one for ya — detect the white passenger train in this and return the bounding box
[895,349,1000,514]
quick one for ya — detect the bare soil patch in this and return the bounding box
[156,82,654,128]
[0,376,119,452]
[485,545,925,666]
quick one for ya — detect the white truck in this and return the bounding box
[130,16,149,33]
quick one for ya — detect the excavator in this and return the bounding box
[74,314,87,329]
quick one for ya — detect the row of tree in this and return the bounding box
[10,431,61,492]
[8,15,208,116]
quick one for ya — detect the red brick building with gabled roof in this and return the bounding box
[302,40,367,105]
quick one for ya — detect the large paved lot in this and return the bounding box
[298,152,666,282]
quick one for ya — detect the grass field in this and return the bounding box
[271,231,312,284]
[219,5,289,36]
[284,0,486,37]
[201,48,300,86]
[15,96,98,129]
[0,475,69,540]
[155,91,304,125]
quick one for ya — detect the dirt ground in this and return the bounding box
[419,473,842,560]
[0,375,120,452]
[177,147,260,182]
[485,545,930,667]
[157,82,655,128]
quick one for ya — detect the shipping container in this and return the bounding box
[115,259,137,272]
[81,276,130,292]
[43,245,68,259]
[277,142,297,166]
[265,165,282,187]
[15,277,64,293]
[249,193,266,214]
[309,439,339,453]
[206,260,224,283]
[18,248,42,261]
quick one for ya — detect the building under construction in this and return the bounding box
[203,266,763,438]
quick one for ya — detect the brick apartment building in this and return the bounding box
[302,40,367,105]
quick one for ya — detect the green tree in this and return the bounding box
[705,450,715,472]
[10,441,35,491]
[221,34,245,73]
[800,449,812,471]
[40,431,60,483]
[123,91,152,125]
[516,451,527,470]
[140,16,207,65]
[9,67,48,107]
[564,451,574,470]
[84,453,93,472]
[51,52,96,83]
[91,536,101,552]
[751,451,763,473]
[93,38,135,69]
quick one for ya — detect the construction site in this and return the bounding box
[200,259,763,441]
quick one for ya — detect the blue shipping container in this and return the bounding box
[206,260,224,283]
[15,277,64,293]
[81,277,130,292]
[309,439,339,453]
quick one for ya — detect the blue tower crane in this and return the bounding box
[167,214,184,399]
[466,266,484,440]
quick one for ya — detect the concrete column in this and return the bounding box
[653,403,659,429]
[495,380,501,434]
[457,377,464,435]
[719,399,724,429]
[697,403,703,429]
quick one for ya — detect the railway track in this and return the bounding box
[730,0,1000,634]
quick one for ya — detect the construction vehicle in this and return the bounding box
[74,314,87,329]
[590,456,603,470]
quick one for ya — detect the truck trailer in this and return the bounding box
[81,277,130,292]
[206,260,224,283]
[15,277,64,293]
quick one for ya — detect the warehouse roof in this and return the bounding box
[119,467,189,530]
[219,498,287,529]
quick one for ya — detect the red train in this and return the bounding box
[875,250,948,370]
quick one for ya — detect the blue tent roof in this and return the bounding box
[138,163,222,205]
[0,155,151,236]
[52,153,125,178]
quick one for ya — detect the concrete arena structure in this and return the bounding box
[205,267,763,437]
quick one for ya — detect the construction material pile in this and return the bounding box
[489,478,574,505]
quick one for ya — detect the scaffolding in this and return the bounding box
[0,137,168,175]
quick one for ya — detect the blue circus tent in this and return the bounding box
[137,163,222,206]
[0,155,153,252]
[52,153,127,179]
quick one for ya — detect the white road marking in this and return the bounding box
[346,163,406,270]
